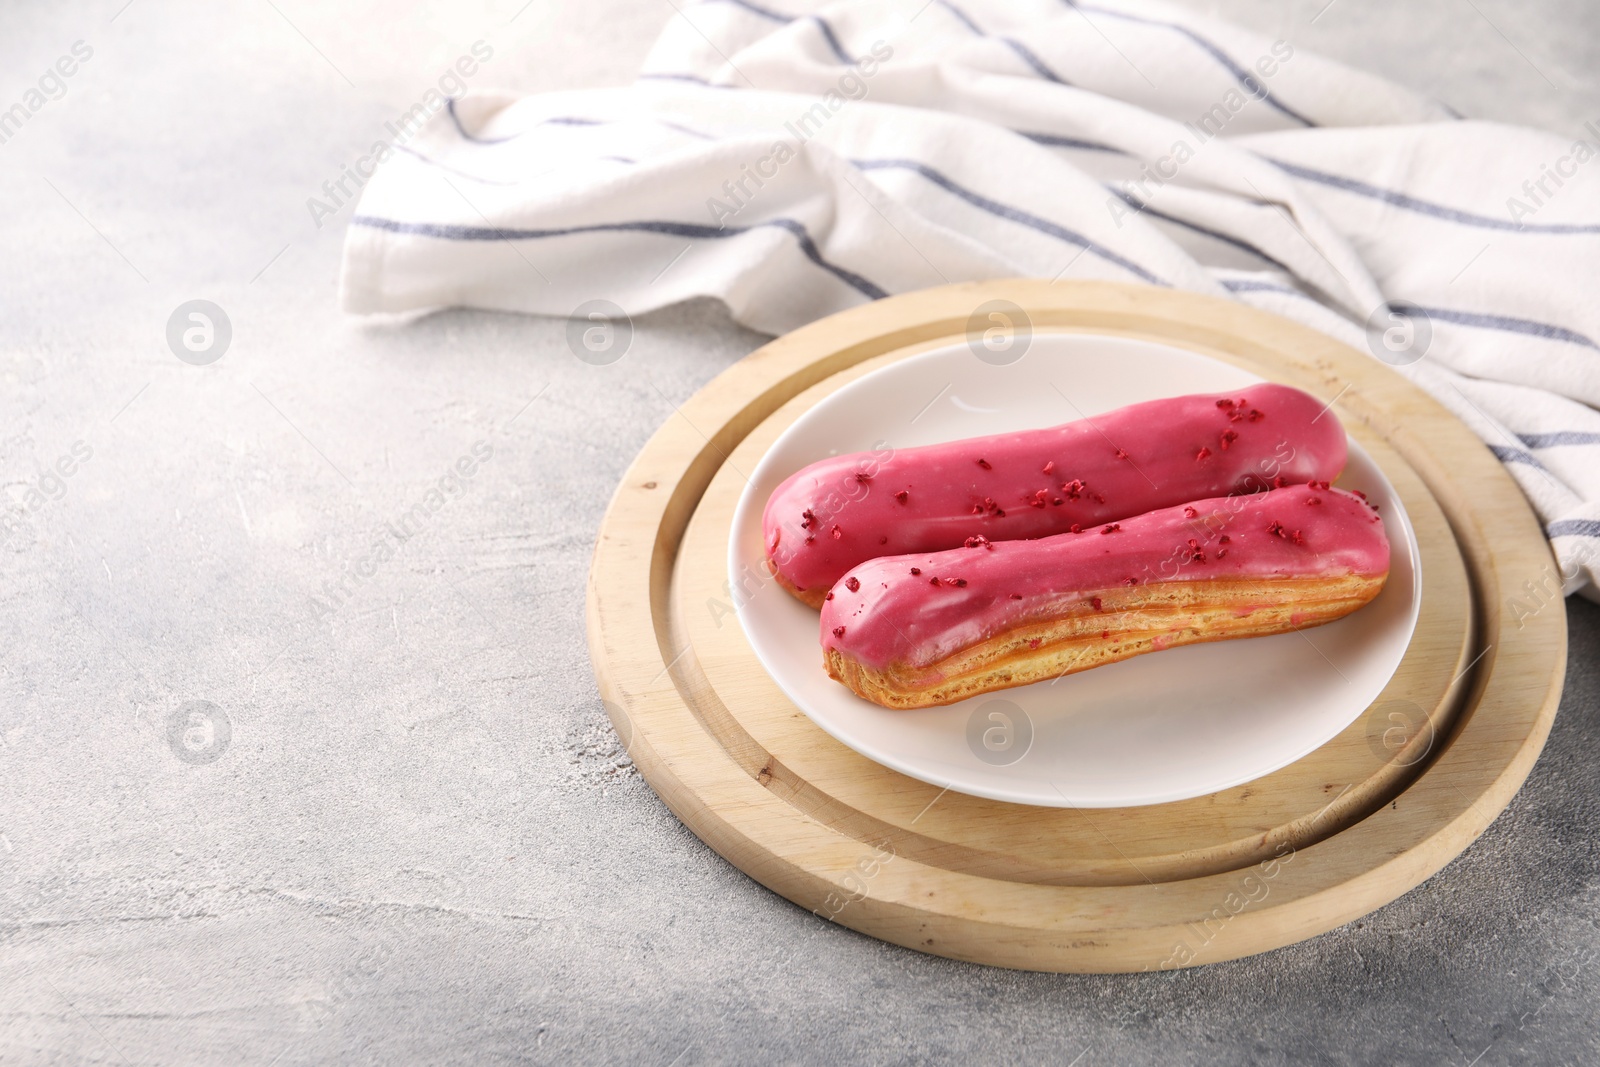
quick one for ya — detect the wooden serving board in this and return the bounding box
[586,280,1566,972]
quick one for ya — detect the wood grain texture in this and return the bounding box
[586,280,1566,972]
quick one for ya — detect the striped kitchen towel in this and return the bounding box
[340,0,1600,603]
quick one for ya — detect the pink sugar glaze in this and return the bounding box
[819,484,1388,672]
[764,385,1346,597]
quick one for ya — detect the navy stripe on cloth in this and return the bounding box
[700,0,854,64]
[1413,306,1599,350]
[1488,444,1548,469]
[1268,158,1600,235]
[655,119,718,141]
[809,15,855,64]
[638,72,727,88]
[1018,130,1125,154]
[711,0,790,21]
[1549,519,1600,538]
[349,215,888,299]
[446,100,604,145]
[1220,278,1303,298]
[1111,190,1293,273]
[868,0,1070,84]
[1001,37,1071,84]
[933,0,984,35]
[1061,1,1315,127]
[1521,431,1600,448]
[1223,282,1600,355]
[852,158,1164,284]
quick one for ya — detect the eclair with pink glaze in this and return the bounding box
[819,484,1389,709]
[763,385,1346,607]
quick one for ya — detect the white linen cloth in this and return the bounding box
[341,0,1600,603]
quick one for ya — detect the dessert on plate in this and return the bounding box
[763,385,1346,607]
[818,484,1389,709]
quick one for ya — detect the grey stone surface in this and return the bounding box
[0,2,1596,1064]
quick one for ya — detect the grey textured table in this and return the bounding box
[2,2,1596,1064]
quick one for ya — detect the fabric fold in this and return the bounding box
[341,0,1600,598]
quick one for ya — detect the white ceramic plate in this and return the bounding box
[729,333,1421,808]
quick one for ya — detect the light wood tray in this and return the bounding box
[586,280,1565,972]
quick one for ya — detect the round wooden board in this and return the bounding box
[587,280,1566,972]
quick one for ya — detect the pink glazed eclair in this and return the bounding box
[819,484,1389,709]
[763,385,1346,607]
